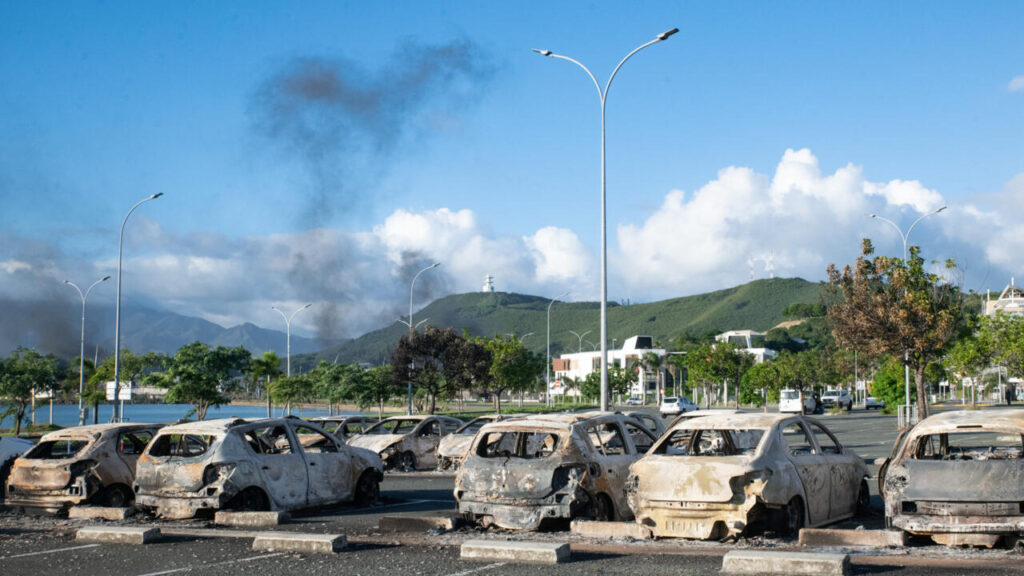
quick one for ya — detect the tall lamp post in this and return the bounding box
[546,290,570,407]
[534,27,678,412]
[113,192,162,422]
[405,262,441,415]
[568,329,592,353]
[65,275,110,425]
[272,303,312,378]
[870,205,947,418]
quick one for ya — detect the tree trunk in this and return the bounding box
[915,363,929,419]
[197,402,208,421]
[265,376,272,418]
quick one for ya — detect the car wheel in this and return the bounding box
[783,497,805,535]
[855,480,871,516]
[399,451,417,472]
[97,484,132,508]
[228,487,269,512]
[353,470,381,507]
[593,493,614,522]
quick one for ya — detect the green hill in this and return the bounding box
[295,277,825,370]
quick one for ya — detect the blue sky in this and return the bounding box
[1,2,1022,341]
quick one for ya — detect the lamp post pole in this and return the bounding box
[534,28,678,412]
[113,193,162,422]
[568,330,592,353]
[870,205,947,419]
[272,303,312,378]
[65,275,111,425]
[546,291,570,407]
[406,263,441,415]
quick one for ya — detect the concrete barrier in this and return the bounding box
[76,526,161,545]
[570,520,652,540]
[379,515,460,533]
[68,507,135,521]
[215,511,290,527]
[722,550,849,575]
[460,540,570,564]
[799,528,906,548]
[252,532,347,554]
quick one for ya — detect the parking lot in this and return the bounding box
[4,405,1024,575]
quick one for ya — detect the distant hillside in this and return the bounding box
[299,277,825,369]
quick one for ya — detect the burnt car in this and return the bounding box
[879,409,1024,547]
[627,413,869,539]
[309,415,379,442]
[347,415,463,472]
[133,417,382,519]
[455,411,658,530]
[0,437,34,502]
[437,414,521,471]
[5,423,162,513]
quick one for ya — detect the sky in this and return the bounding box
[1,2,1022,344]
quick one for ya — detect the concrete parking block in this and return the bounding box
[68,506,135,521]
[799,528,907,548]
[251,531,347,554]
[214,510,290,527]
[379,515,460,532]
[460,539,570,564]
[722,550,849,575]
[570,520,652,540]
[76,526,161,545]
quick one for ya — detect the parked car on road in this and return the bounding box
[878,409,1024,547]
[864,396,885,410]
[437,414,521,471]
[624,397,643,406]
[779,389,820,414]
[348,415,463,472]
[5,423,163,513]
[626,413,870,539]
[0,437,33,502]
[660,396,698,418]
[309,415,379,442]
[134,417,382,519]
[455,411,658,530]
[821,389,854,411]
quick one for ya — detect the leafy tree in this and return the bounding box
[684,342,752,408]
[0,348,59,435]
[444,336,492,410]
[247,350,282,417]
[482,336,538,413]
[944,319,993,408]
[640,352,666,403]
[984,312,1024,381]
[148,342,250,420]
[392,326,461,414]
[271,374,313,410]
[106,350,167,420]
[349,365,398,418]
[581,364,634,402]
[308,361,356,414]
[870,356,909,414]
[827,240,962,418]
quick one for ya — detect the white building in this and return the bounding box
[986,279,1024,317]
[550,335,671,399]
[715,329,777,363]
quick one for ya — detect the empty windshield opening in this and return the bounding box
[25,439,91,459]
[148,434,216,458]
[910,432,1024,461]
[475,431,560,459]
[653,428,764,456]
[365,419,419,435]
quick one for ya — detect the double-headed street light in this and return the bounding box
[406,262,441,415]
[870,205,948,419]
[568,329,592,353]
[534,27,678,412]
[546,290,570,407]
[113,193,163,422]
[272,303,312,378]
[65,275,110,425]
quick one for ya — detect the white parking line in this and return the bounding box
[447,562,507,576]
[384,498,451,507]
[0,543,101,559]
[132,552,285,576]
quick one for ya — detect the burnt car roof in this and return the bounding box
[907,409,1024,435]
[154,417,312,435]
[477,411,629,431]
[41,422,162,440]
[666,412,799,431]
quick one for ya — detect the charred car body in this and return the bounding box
[309,416,379,442]
[133,417,382,519]
[437,415,521,472]
[879,409,1024,547]
[455,411,658,530]
[348,415,463,472]
[627,413,869,540]
[5,423,162,513]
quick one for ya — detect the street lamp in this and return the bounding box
[534,27,677,412]
[271,303,312,378]
[569,330,592,353]
[65,275,110,425]
[870,205,947,419]
[546,290,570,407]
[406,262,441,415]
[113,192,162,422]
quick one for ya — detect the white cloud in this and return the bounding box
[1009,75,1024,92]
[524,227,594,285]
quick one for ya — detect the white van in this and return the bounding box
[779,389,817,414]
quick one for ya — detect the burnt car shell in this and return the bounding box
[5,423,162,513]
[880,409,1024,547]
[454,412,657,530]
[348,415,463,471]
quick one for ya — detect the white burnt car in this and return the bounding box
[437,414,521,471]
[133,417,382,519]
[5,423,162,513]
[455,412,658,530]
[347,415,463,472]
[309,416,379,442]
[879,409,1024,547]
[627,413,869,539]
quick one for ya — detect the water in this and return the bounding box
[1,403,361,429]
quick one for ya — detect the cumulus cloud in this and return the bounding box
[1010,75,1024,92]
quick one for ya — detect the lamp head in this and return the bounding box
[151,193,164,199]
[64,280,71,285]
[935,205,948,214]
[870,213,878,218]
[532,49,553,57]
[101,275,111,281]
[431,262,441,269]
[657,28,679,41]
[302,303,312,310]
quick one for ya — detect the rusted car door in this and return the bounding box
[780,420,831,525]
[245,424,308,509]
[877,425,913,497]
[584,420,638,519]
[113,428,155,484]
[292,423,353,506]
[412,419,443,469]
[806,421,859,518]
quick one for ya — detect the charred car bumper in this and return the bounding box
[5,477,91,512]
[634,499,758,539]
[458,497,576,530]
[134,489,232,519]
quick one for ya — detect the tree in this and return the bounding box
[740,360,786,409]
[870,356,908,414]
[106,350,167,420]
[347,365,397,418]
[247,351,282,417]
[392,326,461,414]
[944,319,993,408]
[984,312,1024,381]
[684,343,752,408]
[443,336,492,411]
[827,240,962,418]
[0,348,59,435]
[640,352,666,403]
[149,342,250,420]
[271,374,313,409]
[482,336,538,413]
[581,363,634,402]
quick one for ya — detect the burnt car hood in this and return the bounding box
[461,457,571,500]
[438,435,474,459]
[631,456,752,503]
[348,434,404,454]
[901,459,1024,501]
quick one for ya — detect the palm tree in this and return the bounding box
[641,352,665,405]
[248,351,282,417]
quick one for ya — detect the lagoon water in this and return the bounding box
[1,403,359,429]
